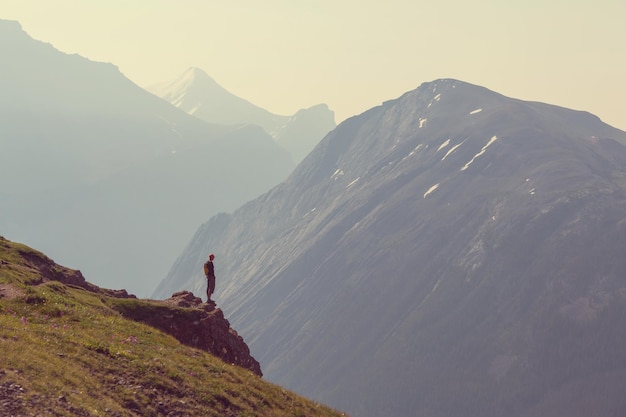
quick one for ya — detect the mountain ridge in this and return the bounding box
[156,78,626,417]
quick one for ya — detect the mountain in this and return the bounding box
[155,79,626,417]
[0,236,346,416]
[147,67,282,132]
[0,19,294,296]
[148,67,336,163]
[274,103,337,163]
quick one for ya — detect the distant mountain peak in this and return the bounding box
[183,66,215,81]
[175,66,224,93]
[148,68,336,163]
[185,66,206,77]
[147,67,260,118]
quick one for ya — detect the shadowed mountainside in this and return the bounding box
[156,79,626,417]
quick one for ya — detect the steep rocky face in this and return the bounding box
[156,79,626,417]
[113,291,262,376]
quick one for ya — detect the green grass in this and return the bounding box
[0,237,347,416]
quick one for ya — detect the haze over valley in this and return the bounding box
[0,19,334,296]
[2,4,626,416]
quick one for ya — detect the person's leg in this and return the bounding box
[209,275,215,297]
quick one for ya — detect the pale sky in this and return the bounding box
[3,0,625,129]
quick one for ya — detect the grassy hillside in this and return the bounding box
[0,236,346,416]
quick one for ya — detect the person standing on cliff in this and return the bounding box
[203,254,216,302]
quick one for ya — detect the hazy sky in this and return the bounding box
[3,1,625,129]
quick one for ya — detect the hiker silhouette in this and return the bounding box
[203,254,216,302]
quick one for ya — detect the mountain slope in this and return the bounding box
[0,20,294,296]
[0,236,346,416]
[148,67,336,163]
[0,21,213,190]
[156,79,626,417]
[274,103,337,163]
[148,67,282,131]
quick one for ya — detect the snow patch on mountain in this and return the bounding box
[423,183,440,198]
[408,144,425,157]
[442,142,464,161]
[436,139,451,153]
[429,279,442,297]
[427,93,442,108]
[331,169,344,180]
[347,177,360,188]
[461,135,498,171]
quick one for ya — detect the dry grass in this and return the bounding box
[0,237,347,416]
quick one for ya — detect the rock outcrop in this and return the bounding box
[113,291,262,376]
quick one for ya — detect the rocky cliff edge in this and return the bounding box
[0,236,261,376]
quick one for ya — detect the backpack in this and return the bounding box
[203,262,209,276]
